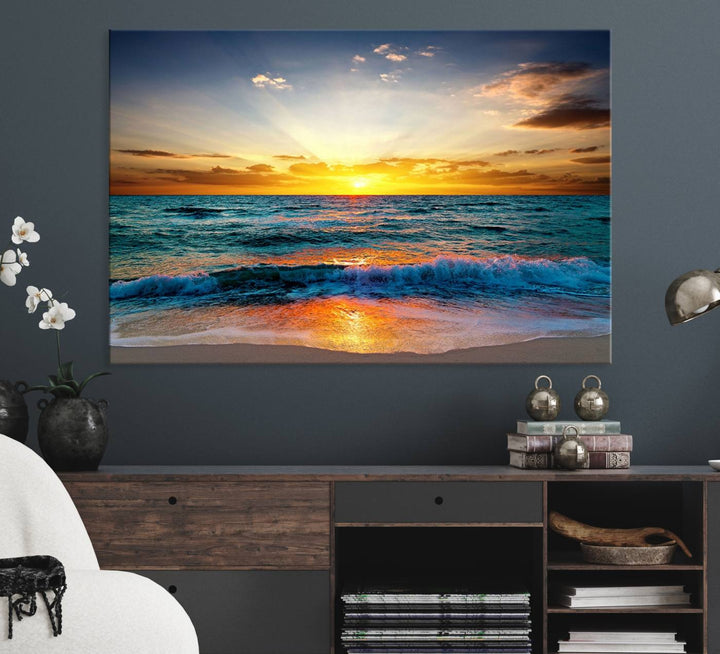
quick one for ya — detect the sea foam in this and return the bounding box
[110,255,609,301]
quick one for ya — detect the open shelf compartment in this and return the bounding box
[547,612,703,654]
[334,526,543,654]
[547,481,704,565]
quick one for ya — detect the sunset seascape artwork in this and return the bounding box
[109,31,611,363]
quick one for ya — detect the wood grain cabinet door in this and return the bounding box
[64,481,331,570]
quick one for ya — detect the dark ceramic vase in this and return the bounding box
[0,380,29,443]
[37,397,109,471]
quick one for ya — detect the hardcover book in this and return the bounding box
[507,433,632,453]
[556,585,684,597]
[508,451,630,469]
[508,451,550,469]
[557,644,684,653]
[566,632,679,642]
[553,592,690,608]
[516,420,621,435]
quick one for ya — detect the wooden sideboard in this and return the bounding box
[60,466,720,654]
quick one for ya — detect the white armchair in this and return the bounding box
[0,434,199,653]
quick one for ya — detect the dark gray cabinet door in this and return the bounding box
[709,483,720,654]
[335,481,542,523]
[137,570,330,654]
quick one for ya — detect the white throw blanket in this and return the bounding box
[0,435,198,653]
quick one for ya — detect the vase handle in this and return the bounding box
[14,381,28,394]
[97,399,109,412]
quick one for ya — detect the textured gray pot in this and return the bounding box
[37,397,109,471]
[0,380,29,443]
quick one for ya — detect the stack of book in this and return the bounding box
[507,420,632,469]
[557,630,687,653]
[551,584,691,609]
[340,585,532,653]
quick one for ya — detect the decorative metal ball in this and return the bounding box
[525,375,561,421]
[554,426,589,470]
[574,374,609,421]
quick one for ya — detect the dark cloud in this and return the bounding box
[287,158,491,178]
[515,96,610,130]
[152,168,197,175]
[211,166,241,174]
[116,149,180,158]
[494,150,520,157]
[454,159,490,167]
[143,166,293,187]
[116,149,230,159]
[525,149,558,155]
[570,146,600,153]
[273,154,307,160]
[455,168,538,186]
[571,155,611,164]
[428,159,490,174]
[247,164,275,172]
[482,62,596,99]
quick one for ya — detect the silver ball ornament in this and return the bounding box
[525,375,561,421]
[574,374,609,421]
[554,426,589,470]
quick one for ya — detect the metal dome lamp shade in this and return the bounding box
[665,269,720,325]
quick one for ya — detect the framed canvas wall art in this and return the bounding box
[109,30,611,363]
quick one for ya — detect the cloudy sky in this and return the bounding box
[110,31,610,195]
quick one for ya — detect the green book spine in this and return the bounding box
[517,420,621,435]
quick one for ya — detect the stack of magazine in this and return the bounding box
[552,584,690,608]
[557,631,686,653]
[340,585,532,653]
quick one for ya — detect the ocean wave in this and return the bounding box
[164,206,227,216]
[470,225,507,232]
[110,273,219,299]
[110,256,609,302]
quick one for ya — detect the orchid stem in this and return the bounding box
[56,329,62,370]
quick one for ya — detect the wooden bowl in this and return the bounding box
[580,542,677,565]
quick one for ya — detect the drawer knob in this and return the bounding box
[168,585,177,594]
[434,496,444,505]
[168,496,178,505]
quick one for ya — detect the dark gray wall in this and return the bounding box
[1,0,719,465]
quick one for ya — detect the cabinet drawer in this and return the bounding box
[137,570,330,654]
[65,481,330,569]
[334,481,542,524]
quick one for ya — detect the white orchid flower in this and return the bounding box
[39,301,76,330]
[0,249,22,286]
[16,249,29,266]
[11,217,40,245]
[26,286,53,313]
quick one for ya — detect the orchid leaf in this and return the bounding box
[78,371,110,395]
[48,375,58,386]
[58,361,74,383]
[26,384,51,393]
